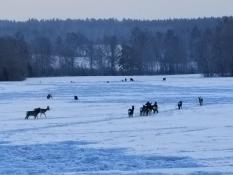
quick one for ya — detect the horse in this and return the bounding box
[128,106,134,117]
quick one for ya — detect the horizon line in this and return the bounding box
[0,15,232,22]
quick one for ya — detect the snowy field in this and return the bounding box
[0,74,233,175]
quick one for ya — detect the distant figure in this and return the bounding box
[198,96,203,106]
[38,106,50,118]
[130,78,134,82]
[128,106,134,117]
[153,101,158,114]
[145,101,152,108]
[125,78,127,82]
[25,108,40,120]
[178,101,183,110]
[163,77,166,81]
[140,105,146,116]
[74,96,78,100]
[47,94,52,99]
[145,101,153,116]
[106,81,110,83]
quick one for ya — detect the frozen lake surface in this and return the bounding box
[0,74,233,174]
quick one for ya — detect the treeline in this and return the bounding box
[194,18,233,76]
[0,17,232,80]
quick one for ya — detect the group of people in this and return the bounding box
[47,94,79,101]
[122,78,134,82]
[128,97,204,117]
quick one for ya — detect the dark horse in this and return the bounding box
[128,106,134,117]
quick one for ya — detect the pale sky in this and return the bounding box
[0,0,232,21]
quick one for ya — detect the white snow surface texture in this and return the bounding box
[0,75,233,175]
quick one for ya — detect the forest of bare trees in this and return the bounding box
[0,17,232,80]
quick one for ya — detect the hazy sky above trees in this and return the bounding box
[0,0,232,21]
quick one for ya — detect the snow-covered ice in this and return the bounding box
[0,74,233,174]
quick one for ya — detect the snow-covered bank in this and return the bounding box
[0,75,233,174]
